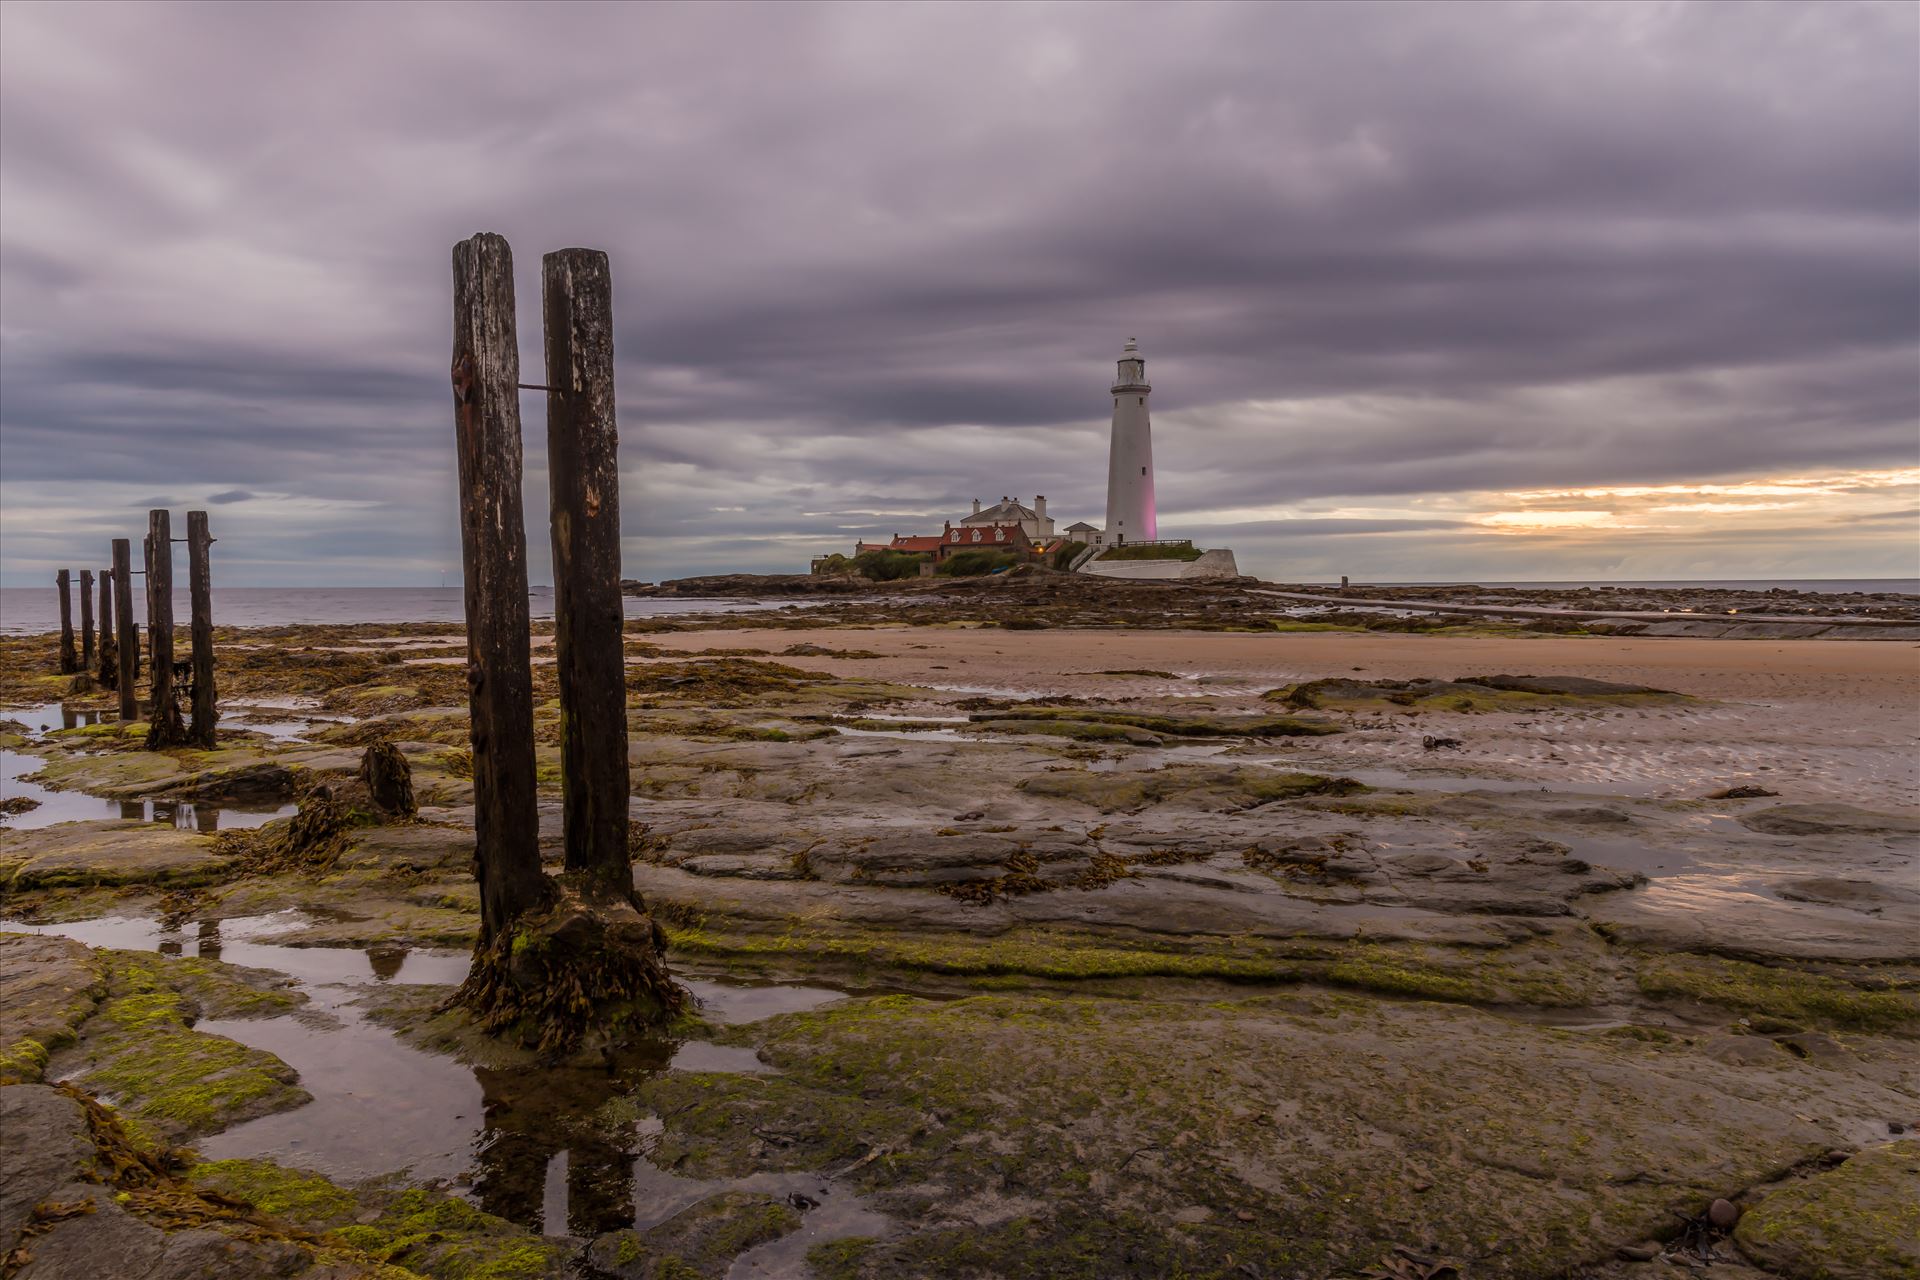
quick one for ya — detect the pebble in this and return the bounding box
[1708,1198,1740,1229]
[1616,1242,1661,1261]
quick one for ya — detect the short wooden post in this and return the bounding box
[361,741,417,819]
[452,232,547,942]
[55,570,78,673]
[112,540,137,718]
[98,569,118,691]
[544,248,630,892]
[145,510,187,748]
[186,511,217,748]
[79,570,96,673]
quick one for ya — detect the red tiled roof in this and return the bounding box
[941,522,1030,547]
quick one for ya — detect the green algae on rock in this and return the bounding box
[0,933,103,1085]
[0,1081,409,1279]
[585,1190,801,1279]
[46,948,308,1142]
[606,988,1918,1279]
[1634,952,1920,1032]
[187,1157,571,1279]
[1265,673,1690,713]
[1733,1144,1920,1280]
[1016,765,1365,813]
[2,821,239,891]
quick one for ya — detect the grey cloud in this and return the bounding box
[1,1,1914,585]
[207,490,254,504]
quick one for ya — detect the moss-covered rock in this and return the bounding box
[2,821,239,890]
[47,948,307,1141]
[1266,674,1687,713]
[1733,1144,1920,1279]
[640,986,1917,1280]
[1016,765,1363,813]
[191,1158,573,1279]
[973,707,1340,739]
[585,1191,801,1278]
[1635,953,1919,1031]
[0,932,103,1084]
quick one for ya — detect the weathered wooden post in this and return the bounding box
[112,540,138,718]
[55,570,78,673]
[450,232,547,942]
[145,510,187,747]
[79,570,96,673]
[98,569,118,691]
[186,511,217,748]
[544,248,630,892]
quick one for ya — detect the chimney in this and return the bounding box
[1034,495,1047,520]
[972,498,981,515]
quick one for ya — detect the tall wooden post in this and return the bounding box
[145,510,187,748]
[186,511,217,748]
[78,570,96,673]
[452,232,547,942]
[544,248,630,893]
[98,570,118,691]
[55,570,78,673]
[112,541,137,719]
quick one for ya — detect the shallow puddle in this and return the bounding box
[1,748,295,832]
[1,700,302,831]
[832,725,965,742]
[2,912,886,1254]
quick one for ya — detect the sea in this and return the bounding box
[1,579,1913,636]
[0,586,813,636]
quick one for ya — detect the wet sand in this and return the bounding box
[642,625,1920,697]
[643,626,1920,807]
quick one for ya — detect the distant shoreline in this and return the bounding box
[2,576,1914,637]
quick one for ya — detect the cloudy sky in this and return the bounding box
[2,0,1915,587]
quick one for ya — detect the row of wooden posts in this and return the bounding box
[50,233,624,962]
[52,510,217,749]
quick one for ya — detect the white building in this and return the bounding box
[1103,337,1156,545]
[1063,520,1102,548]
[960,496,1054,543]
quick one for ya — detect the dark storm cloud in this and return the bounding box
[0,0,1914,584]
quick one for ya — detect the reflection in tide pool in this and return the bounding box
[0,912,885,1258]
[0,701,297,832]
[0,746,295,831]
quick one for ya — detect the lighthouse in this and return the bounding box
[1103,337,1156,544]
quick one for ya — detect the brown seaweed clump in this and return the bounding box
[444,877,687,1058]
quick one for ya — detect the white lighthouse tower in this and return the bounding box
[1103,337,1156,544]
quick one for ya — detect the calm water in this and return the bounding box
[0,586,815,636]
